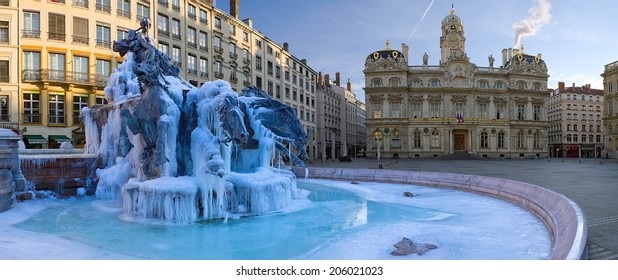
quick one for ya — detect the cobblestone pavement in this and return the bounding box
[306,157,618,260]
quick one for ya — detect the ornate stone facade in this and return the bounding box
[602,60,618,159]
[364,11,549,159]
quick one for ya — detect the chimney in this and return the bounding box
[572,82,576,89]
[508,48,513,61]
[558,82,564,92]
[513,48,520,56]
[401,43,409,61]
[537,53,542,60]
[242,18,252,28]
[230,0,240,19]
[502,49,508,67]
[283,42,289,52]
[335,72,341,86]
[301,59,307,65]
[324,74,330,86]
[317,72,322,87]
[347,78,352,91]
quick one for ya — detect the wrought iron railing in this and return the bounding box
[117,9,131,19]
[72,35,89,45]
[72,0,88,8]
[22,69,109,87]
[22,30,41,38]
[95,3,111,13]
[48,32,66,41]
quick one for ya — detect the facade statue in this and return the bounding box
[489,55,495,68]
[423,52,429,65]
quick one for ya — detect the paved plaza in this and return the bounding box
[306,157,618,260]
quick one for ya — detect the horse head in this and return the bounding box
[219,95,249,145]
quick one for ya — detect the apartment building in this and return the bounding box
[1,0,318,152]
[316,72,366,161]
[546,82,604,158]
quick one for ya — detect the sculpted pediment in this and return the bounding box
[364,59,407,72]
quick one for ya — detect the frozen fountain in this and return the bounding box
[82,18,308,222]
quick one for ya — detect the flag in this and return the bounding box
[451,3,455,15]
[457,113,464,124]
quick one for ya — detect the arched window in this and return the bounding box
[371,78,382,88]
[413,130,422,148]
[411,79,422,87]
[498,131,505,149]
[389,77,401,87]
[566,134,572,143]
[430,79,440,87]
[533,82,542,91]
[517,131,525,148]
[533,132,541,149]
[517,81,526,90]
[478,80,488,89]
[431,130,440,148]
[480,131,488,148]
[495,81,504,89]
[391,130,401,148]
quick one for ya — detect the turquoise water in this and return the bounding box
[13,180,551,259]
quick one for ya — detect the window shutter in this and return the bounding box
[73,17,88,38]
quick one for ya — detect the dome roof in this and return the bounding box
[442,14,463,25]
[367,50,405,62]
[505,53,545,67]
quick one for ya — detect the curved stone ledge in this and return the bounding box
[293,167,587,260]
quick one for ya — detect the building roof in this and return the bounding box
[504,53,545,68]
[442,13,463,25]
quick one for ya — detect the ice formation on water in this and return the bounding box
[82,18,307,222]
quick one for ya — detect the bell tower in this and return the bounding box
[440,8,466,63]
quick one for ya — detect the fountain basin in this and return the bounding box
[293,167,587,260]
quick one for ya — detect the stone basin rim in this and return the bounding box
[293,167,588,260]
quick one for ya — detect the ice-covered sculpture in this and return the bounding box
[82,18,307,222]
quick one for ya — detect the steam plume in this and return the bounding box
[512,0,551,48]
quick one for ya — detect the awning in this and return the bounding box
[49,135,72,143]
[23,135,48,144]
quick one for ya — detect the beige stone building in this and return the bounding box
[364,10,550,159]
[1,0,318,150]
[547,82,604,158]
[602,60,618,159]
[316,72,366,161]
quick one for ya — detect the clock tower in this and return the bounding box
[440,9,466,64]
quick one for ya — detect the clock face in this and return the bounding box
[446,33,460,47]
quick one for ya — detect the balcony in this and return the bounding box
[230,76,238,83]
[49,0,65,3]
[96,39,111,49]
[188,13,196,20]
[172,33,181,40]
[157,0,168,7]
[22,69,110,87]
[243,58,250,65]
[23,114,41,124]
[0,0,10,6]
[199,45,208,52]
[117,9,131,19]
[214,46,223,54]
[0,35,8,44]
[95,3,111,13]
[200,72,208,78]
[172,4,180,11]
[72,35,89,45]
[21,29,41,39]
[48,32,66,42]
[200,18,207,25]
[72,0,88,8]
[158,29,169,37]
[243,80,250,87]
[188,69,197,75]
[188,42,197,49]
[229,52,238,60]
[173,61,182,68]
[214,71,223,79]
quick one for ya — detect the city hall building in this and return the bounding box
[364,10,549,159]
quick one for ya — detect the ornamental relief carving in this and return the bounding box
[427,95,443,102]
[514,97,529,104]
[368,94,385,102]
[451,95,468,102]
[476,96,491,103]
[494,97,508,104]
[409,95,425,102]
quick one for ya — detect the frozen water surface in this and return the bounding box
[2,179,550,260]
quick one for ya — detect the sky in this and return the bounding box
[216,0,618,102]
